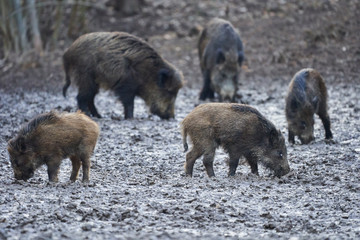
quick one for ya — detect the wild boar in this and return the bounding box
[63,31,183,119]
[285,68,333,144]
[7,111,99,182]
[181,103,290,177]
[198,18,244,102]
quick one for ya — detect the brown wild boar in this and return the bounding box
[181,103,290,178]
[7,111,99,182]
[285,68,333,144]
[198,18,244,102]
[63,31,183,119]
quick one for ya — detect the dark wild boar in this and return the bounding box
[285,68,333,144]
[181,103,290,178]
[63,32,183,119]
[198,18,244,102]
[7,111,99,182]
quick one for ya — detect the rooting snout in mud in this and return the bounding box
[63,31,183,119]
[285,68,333,144]
[181,103,290,177]
[7,111,99,182]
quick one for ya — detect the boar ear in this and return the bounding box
[216,49,225,64]
[7,139,15,151]
[238,51,244,65]
[290,99,298,112]
[157,68,171,88]
[269,129,279,146]
[16,137,27,153]
[312,96,319,108]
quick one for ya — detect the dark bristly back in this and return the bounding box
[18,112,59,138]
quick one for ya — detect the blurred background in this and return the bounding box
[0,0,359,92]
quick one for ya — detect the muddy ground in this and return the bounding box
[0,0,359,239]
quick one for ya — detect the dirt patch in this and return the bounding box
[0,0,359,239]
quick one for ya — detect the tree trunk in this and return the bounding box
[51,0,64,49]
[27,0,43,54]
[13,0,28,52]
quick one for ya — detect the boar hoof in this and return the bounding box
[325,138,335,144]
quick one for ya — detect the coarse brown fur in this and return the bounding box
[285,68,332,144]
[198,18,244,102]
[7,111,100,182]
[63,31,183,119]
[181,103,290,178]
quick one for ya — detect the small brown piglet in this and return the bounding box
[7,111,99,182]
[181,103,290,178]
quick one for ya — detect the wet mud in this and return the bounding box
[0,0,359,239]
[0,83,359,239]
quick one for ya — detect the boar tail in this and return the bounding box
[182,128,188,152]
[63,73,71,98]
[62,58,71,97]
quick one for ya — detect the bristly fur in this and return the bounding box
[62,31,183,119]
[231,104,274,132]
[292,69,308,103]
[18,112,59,138]
[7,111,100,182]
[181,103,289,177]
[285,68,332,144]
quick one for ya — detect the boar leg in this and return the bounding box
[123,100,134,119]
[70,156,81,182]
[203,149,216,177]
[77,82,101,118]
[87,92,101,118]
[288,130,295,144]
[244,152,259,175]
[228,153,240,177]
[199,70,214,100]
[185,146,204,177]
[47,159,61,182]
[81,156,91,182]
[116,90,135,119]
[319,114,333,139]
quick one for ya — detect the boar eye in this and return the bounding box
[11,159,20,167]
[278,151,283,158]
[300,121,306,130]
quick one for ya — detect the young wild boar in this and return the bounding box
[198,18,244,102]
[7,111,99,182]
[181,103,290,178]
[63,32,183,119]
[285,68,333,144]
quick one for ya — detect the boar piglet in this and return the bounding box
[63,31,183,119]
[285,68,333,144]
[198,18,244,102]
[181,103,290,178]
[7,111,99,182]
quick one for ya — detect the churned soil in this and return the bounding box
[0,0,359,239]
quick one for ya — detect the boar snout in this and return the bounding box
[219,80,236,102]
[150,103,175,119]
[299,135,314,144]
[220,95,234,103]
[15,170,34,181]
[158,112,173,120]
[151,109,174,120]
[274,165,290,177]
